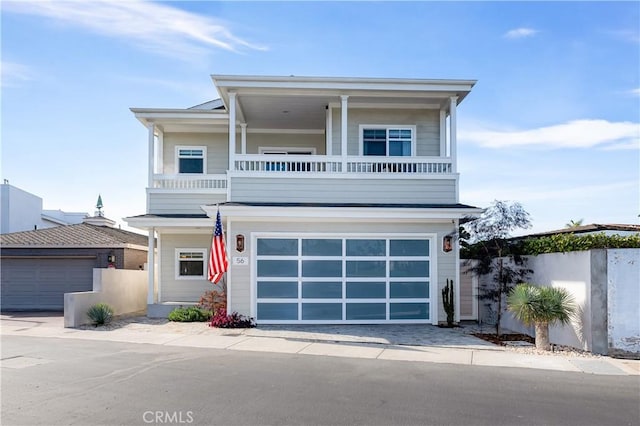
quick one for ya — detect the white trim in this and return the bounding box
[226,218,233,313]
[147,228,156,304]
[358,125,417,156]
[439,109,446,157]
[227,171,457,180]
[325,106,331,156]
[174,248,207,280]
[251,232,437,324]
[449,96,458,173]
[340,95,348,162]
[328,102,441,110]
[240,123,247,154]
[246,128,325,135]
[156,232,162,303]
[258,147,317,155]
[174,146,207,174]
[147,123,155,187]
[228,92,237,171]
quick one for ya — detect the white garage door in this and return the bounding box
[255,236,434,324]
[1,258,94,311]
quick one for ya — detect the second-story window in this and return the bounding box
[361,127,414,156]
[176,146,206,174]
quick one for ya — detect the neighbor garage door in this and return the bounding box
[255,236,434,324]
[1,258,95,311]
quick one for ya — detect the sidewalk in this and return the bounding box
[1,313,637,376]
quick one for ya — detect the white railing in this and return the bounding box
[152,174,228,190]
[234,155,452,174]
[235,155,343,173]
[347,156,452,174]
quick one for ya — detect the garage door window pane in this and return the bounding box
[346,239,386,256]
[258,303,298,320]
[390,240,429,256]
[257,281,298,298]
[346,261,386,277]
[257,239,298,255]
[302,260,342,277]
[390,281,429,298]
[302,303,342,320]
[302,282,342,299]
[346,282,386,299]
[390,303,429,320]
[257,260,298,277]
[302,239,342,256]
[346,303,386,320]
[390,261,429,277]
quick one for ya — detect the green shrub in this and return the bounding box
[168,306,212,322]
[522,232,640,255]
[87,303,115,326]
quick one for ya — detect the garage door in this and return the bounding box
[255,236,434,324]
[1,258,95,311]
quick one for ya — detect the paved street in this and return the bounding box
[2,335,639,426]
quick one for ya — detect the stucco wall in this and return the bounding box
[607,248,640,356]
[484,248,639,355]
[64,269,147,327]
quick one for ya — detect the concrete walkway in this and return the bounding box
[1,313,638,376]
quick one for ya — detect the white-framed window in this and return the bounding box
[175,146,207,174]
[175,249,207,279]
[359,125,415,157]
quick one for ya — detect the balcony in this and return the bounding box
[233,154,453,174]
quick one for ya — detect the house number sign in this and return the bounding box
[232,257,249,266]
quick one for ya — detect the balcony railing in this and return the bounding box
[152,174,227,190]
[150,156,453,191]
[234,154,452,174]
[235,155,343,173]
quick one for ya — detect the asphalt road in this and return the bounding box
[1,335,639,426]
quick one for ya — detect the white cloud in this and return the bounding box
[629,88,640,96]
[459,119,640,150]
[3,0,267,60]
[1,61,35,87]
[504,27,539,39]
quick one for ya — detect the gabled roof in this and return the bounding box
[0,223,149,249]
[187,99,225,110]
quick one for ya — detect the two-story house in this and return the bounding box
[125,74,481,324]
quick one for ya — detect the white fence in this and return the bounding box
[64,269,147,328]
[476,249,639,356]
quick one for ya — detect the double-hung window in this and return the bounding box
[361,126,414,156]
[175,249,206,279]
[176,146,206,174]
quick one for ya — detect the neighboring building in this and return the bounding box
[0,216,148,311]
[0,182,88,233]
[125,74,481,324]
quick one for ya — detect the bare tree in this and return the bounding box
[462,200,532,337]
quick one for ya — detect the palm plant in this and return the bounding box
[507,283,576,351]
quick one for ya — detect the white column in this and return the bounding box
[449,96,458,173]
[240,123,247,155]
[340,95,348,170]
[439,109,446,157]
[147,123,155,188]
[325,106,332,156]
[228,92,237,171]
[147,228,155,304]
[454,219,461,323]
[157,129,164,174]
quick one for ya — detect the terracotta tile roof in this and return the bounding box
[0,224,149,248]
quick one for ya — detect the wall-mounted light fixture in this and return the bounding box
[107,254,116,263]
[236,234,245,253]
[443,236,453,253]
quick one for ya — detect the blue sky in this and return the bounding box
[2,1,638,235]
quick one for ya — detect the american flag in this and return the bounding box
[207,210,228,283]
